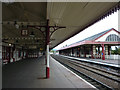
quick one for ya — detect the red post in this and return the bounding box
[102,44,105,60]
[78,47,80,57]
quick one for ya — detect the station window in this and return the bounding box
[106,34,120,42]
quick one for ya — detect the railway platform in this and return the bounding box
[2,56,96,89]
[58,55,120,67]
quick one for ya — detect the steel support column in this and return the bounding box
[46,20,50,78]
[84,46,86,58]
[78,47,80,57]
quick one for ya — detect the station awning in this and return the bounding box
[2,2,119,50]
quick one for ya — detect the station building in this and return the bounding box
[1,2,120,81]
[58,28,120,60]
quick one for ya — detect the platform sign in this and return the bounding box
[21,29,28,36]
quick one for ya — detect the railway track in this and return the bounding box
[62,55,119,73]
[68,60,120,82]
[51,55,120,90]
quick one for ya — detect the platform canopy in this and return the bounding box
[2,2,120,50]
[57,28,120,51]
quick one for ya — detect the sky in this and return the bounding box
[53,10,119,51]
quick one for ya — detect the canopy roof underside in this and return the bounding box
[2,2,119,50]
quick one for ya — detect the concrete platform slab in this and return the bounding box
[2,56,96,89]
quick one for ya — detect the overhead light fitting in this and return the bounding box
[15,24,19,29]
[8,43,12,46]
[14,21,19,29]
[30,31,35,37]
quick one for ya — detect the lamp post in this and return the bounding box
[27,20,66,78]
[46,20,50,78]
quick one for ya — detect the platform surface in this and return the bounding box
[58,55,120,67]
[2,56,96,89]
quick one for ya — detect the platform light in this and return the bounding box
[15,24,19,29]
[14,21,19,29]
[9,43,12,46]
[30,31,35,37]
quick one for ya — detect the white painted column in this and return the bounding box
[105,45,108,59]
[47,45,49,68]
[105,45,108,55]
[46,44,50,78]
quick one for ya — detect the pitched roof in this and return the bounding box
[70,28,119,46]
[69,28,115,45]
[81,29,110,41]
[58,28,120,51]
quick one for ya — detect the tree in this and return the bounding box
[111,47,120,55]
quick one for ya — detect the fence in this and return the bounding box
[105,55,120,60]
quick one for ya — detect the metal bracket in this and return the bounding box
[27,25,66,41]
[49,26,66,37]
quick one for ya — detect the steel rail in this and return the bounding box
[51,55,114,90]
